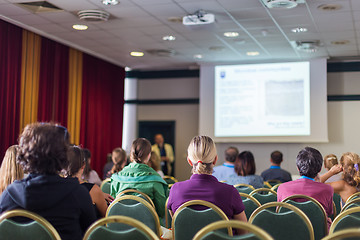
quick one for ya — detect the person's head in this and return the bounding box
[235,151,256,176]
[148,151,161,172]
[187,136,218,175]
[296,147,323,179]
[154,134,164,146]
[324,154,338,171]
[225,147,239,163]
[111,147,127,174]
[271,151,283,165]
[17,122,70,175]
[130,138,152,164]
[0,145,24,194]
[82,148,92,177]
[340,152,360,187]
[66,145,86,177]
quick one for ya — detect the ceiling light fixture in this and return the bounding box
[224,32,239,38]
[295,40,321,53]
[130,51,144,57]
[77,10,110,22]
[331,40,350,45]
[193,54,203,59]
[162,35,176,41]
[317,4,342,11]
[260,0,305,9]
[102,0,119,5]
[72,24,88,30]
[247,51,260,56]
[291,27,308,33]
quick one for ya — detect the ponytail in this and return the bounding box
[130,138,151,164]
[111,148,127,174]
[187,136,217,174]
[341,152,360,187]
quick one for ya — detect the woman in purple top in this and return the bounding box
[167,136,247,231]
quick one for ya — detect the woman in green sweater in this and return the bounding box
[110,138,168,218]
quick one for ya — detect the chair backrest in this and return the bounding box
[249,188,277,206]
[345,192,360,204]
[100,178,111,194]
[116,189,155,208]
[164,197,172,228]
[322,228,360,240]
[329,206,360,234]
[83,215,160,240]
[270,183,281,192]
[281,195,328,240]
[0,209,61,240]
[193,220,274,240]
[172,200,231,240]
[249,202,314,240]
[264,180,281,189]
[239,193,261,220]
[106,195,161,236]
[163,176,178,184]
[234,184,255,194]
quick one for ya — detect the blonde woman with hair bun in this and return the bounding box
[0,145,24,195]
[167,136,247,234]
[320,152,360,205]
[323,154,342,183]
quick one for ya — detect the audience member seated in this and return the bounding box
[261,150,292,183]
[82,148,102,186]
[212,146,239,182]
[0,145,24,195]
[226,151,264,188]
[148,151,165,178]
[277,147,333,229]
[104,147,127,179]
[0,123,96,240]
[320,152,360,206]
[323,154,343,183]
[103,153,113,179]
[167,136,247,228]
[110,138,168,218]
[67,145,110,218]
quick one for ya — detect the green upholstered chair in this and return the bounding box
[270,183,281,192]
[329,206,360,234]
[345,192,360,204]
[172,200,231,240]
[116,189,155,208]
[164,197,172,228]
[83,215,160,240]
[193,220,274,240]
[249,202,314,240]
[100,178,111,194]
[234,184,255,195]
[249,188,277,211]
[163,176,178,185]
[281,195,328,240]
[332,193,342,219]
[106,195,161,237]
[0,209,61,240]
[341,197,360,212]
[263,180,281,189]
[238,193,261,220]
[322,228,360,240]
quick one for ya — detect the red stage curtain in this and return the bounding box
[38,38,69,126]
[80,54,125,178]
[0,20,23,160]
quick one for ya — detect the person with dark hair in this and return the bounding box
[212,146,239,182]
[103,153,113,179]
[110,138,168,218]
[226,151,263,188]
[82,148,102,186]
[261,150,292,182]
[104,147,127,179]
[277,147,333,228]
[67,146,108,218]
[0,123,96,240]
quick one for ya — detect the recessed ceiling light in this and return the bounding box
[193,54,203,59]
[125,67,132,71]
[291,27,308,33]
[247,51,260,56]
[162,35,176,41]
[317,4,342,11]
[72,24,88,30]
[209,46,224,51]
[167,17,183,23]
[331,40,350,45]
[102,0,119,5]
[130,51,144,57]
[224,32,239,38]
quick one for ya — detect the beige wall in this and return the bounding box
[134,71,360,180]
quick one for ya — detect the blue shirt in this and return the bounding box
[212,163,236,182]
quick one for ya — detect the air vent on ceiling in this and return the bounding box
[16,1,62,13]
[295,40,321,53]
[261,0,305,9]
[77,10,110,22]
[146,49,177,57]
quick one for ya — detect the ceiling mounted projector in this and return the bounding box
[295,40,321,53]
[183,10,215,26]
[261,0,306,9]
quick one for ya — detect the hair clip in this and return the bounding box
[355,163,359,172]
[197,161,203,164]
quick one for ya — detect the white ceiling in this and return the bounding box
[1,0,359,70]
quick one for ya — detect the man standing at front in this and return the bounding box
[152,134,174,176]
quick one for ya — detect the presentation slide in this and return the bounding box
[214,62,310,137]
